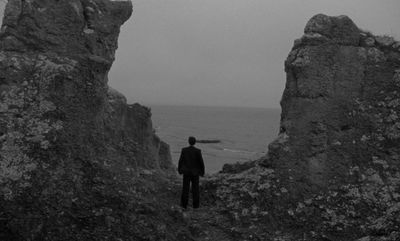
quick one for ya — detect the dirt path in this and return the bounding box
[184,209,233,241]
[165,177,236,241]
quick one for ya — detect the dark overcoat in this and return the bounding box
[178,146,205,176]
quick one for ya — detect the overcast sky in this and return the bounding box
[1,1,400,108]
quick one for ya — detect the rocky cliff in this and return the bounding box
[263,14,400,194]
[209,14,400,241]
[1,4,400,240]
[0,0,174,240]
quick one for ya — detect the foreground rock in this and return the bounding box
[205,14,400,241]
[0,0,174,240]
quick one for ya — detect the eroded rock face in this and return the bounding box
[1,0,132,59]
[105,88,173,171]
[304,14,360,45]
[0,0,173,239]
[208,14,400,240]
[263,14,400,193]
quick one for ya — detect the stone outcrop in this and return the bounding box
[263,14,400,194]
[208,14,400,240]
[105,88,173,171]
[0,0,173,239]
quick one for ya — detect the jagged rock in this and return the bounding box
[304,14,360,45]
[1,0,132,58]
[221,160,257,174]
[363,37,376,47]
[210,14,400,241]
[0,0,174,239]
[268,13,400,193]
[295,32,331,47]
[374,35,395,47]
[105,88,174,171]
[392,41,400,50]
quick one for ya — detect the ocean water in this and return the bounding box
[150,105,281,174]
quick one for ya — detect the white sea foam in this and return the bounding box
[222,148,256,154]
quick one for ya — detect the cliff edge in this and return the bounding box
[0,0,174,240]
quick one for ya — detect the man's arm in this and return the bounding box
[178,149,184,175]
[198,150,205,176]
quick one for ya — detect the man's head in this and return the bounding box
[188,136,196,146]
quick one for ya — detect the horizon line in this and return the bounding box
[133,102,281,110]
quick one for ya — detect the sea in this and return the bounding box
[150,105,281,174]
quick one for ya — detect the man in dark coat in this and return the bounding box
[178,136,205,209]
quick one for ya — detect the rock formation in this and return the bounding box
[210,14,400,240]
[0,0,174,239]
[264,14,400,194]
[1,3,399,240]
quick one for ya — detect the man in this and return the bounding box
[178,136,205,209]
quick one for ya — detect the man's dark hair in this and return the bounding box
[188,136,196,146]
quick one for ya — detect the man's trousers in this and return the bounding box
[180,174,200,209]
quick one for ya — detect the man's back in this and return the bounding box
[178,136,205,209]
[178,146,205,176]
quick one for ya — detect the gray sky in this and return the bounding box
[1,1,400,108]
